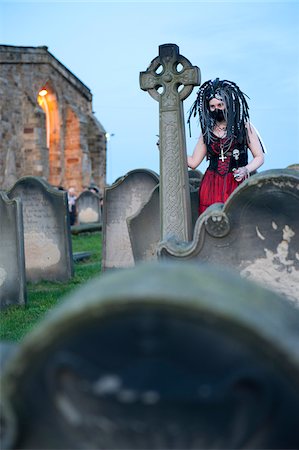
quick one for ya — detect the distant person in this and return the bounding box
[187,78,265,215]
[88,185,100,195]
[67,187,77,226]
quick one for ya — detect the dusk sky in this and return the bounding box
[1,0,298,184]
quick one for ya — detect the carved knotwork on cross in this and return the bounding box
[140,44,201,243]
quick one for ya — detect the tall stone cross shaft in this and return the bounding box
[140,44,201,243]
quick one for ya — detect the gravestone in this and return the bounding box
[159,169,299,305]
[1,261,299,449]
[140,43,200,243]
[76,190,102,224]
[102,169,159,270]
[7,176,74,283]
[128,171,203,264]
[0,192,26,309]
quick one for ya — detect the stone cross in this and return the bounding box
[140,44,201,243]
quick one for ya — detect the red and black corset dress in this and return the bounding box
[198,135,248,215]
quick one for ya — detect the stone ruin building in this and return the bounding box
[0,45,107,195]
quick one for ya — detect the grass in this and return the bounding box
[0,232,102,342]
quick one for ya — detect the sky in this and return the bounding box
[0,0,298,184]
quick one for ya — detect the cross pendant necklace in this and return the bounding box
[219,145,227,162]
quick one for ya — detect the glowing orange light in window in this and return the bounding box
[38,89,48,96]
[37,89,50,148]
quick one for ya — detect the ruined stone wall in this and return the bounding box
[0,45,106,195]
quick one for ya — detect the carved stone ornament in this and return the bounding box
[205,211,230,238]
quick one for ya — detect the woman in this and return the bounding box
[187,78,265,215]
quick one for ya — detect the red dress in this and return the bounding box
[198,136,242,215]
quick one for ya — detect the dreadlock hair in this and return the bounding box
[187,78,250,146]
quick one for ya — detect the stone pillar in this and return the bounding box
[140,44,200,242]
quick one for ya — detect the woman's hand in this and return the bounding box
[233,166,249,182]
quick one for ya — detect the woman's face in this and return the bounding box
[208,98,225,111]
[208,97,226,122]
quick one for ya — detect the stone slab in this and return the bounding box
[7,176,74,283]
[0,191,26,309]
[102,169,159,270]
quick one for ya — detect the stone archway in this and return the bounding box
[37,83,61,186]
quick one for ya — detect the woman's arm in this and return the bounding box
[187,134,207,169]
[245,123,265,173]
[234,123,265,181]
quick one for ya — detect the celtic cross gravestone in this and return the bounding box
[140,43,201,243]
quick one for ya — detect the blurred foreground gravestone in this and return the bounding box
[102,169,159,270]
[0,192,26,309]
[76,190,102,224]
[7,176,74,282]
[1,261,299,449]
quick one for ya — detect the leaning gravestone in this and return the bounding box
[0,192,26,309]
[159,169,299,305]
[7,177,74,283]
[76,190,102,224]
[102,169,159,270]
[1,261,299,449]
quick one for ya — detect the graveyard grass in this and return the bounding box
[0,232,102,342]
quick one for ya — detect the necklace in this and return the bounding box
[219,141,228,162]
[214,123,227,139]
[211,134,233,162]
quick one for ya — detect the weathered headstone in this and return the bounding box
[1,261,299,449]
[159,169,299,305]
[102,169,159,270]
[76,190,102,224]
[0,192,26,309]
[140,43,200,243]
[128,171,203,264]
[7,176,74,282]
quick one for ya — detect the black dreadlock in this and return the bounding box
[187,78,250,146]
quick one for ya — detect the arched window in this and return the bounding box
[37,88,50,148]
[37,84,61,185]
